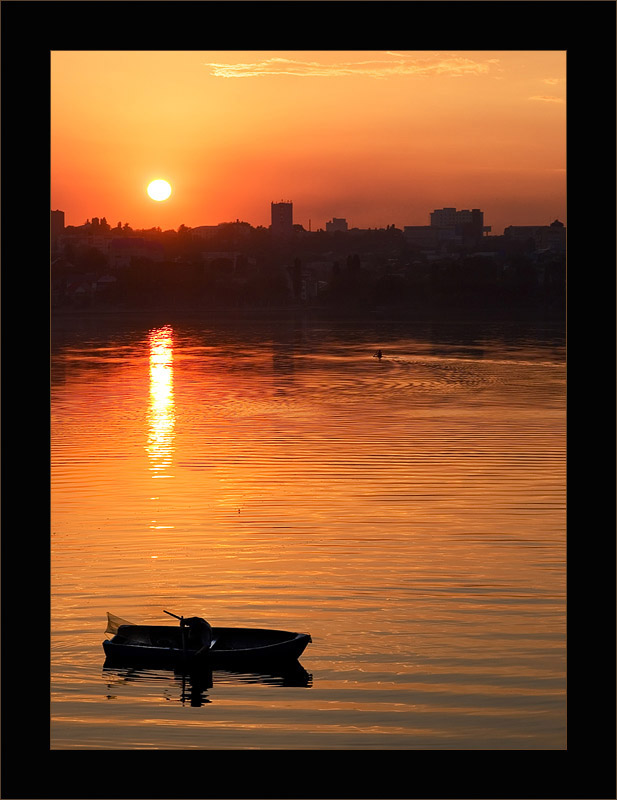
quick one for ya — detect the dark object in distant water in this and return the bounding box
[374,349,383,360]
[102,612,312,668]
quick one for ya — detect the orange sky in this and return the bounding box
[51,50,566,235]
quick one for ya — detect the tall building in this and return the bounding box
[326,218,348,233]
[431,207,486,230]
[430,207,459,228]
[271,201,293,238]
[51,209,65,242]
[430,207,490,242]
[404,207,490,248]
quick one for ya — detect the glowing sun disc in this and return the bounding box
[147,179,172,201]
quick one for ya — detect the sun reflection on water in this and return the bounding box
[146,326,175,480]
[52,320,566,749]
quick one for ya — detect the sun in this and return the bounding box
[147,179,172,202]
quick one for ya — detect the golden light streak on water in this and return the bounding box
[146,325,175,481]
[50,318,567,751]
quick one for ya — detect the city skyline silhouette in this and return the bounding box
[51,50,566,237]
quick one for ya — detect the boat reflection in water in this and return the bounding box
[102,661,312,707]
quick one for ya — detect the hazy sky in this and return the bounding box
[51,50,566,235]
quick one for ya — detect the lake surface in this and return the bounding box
[50,314,566,750]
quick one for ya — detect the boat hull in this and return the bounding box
[103,625,311,668]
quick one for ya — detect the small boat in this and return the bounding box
[102,612,311,668]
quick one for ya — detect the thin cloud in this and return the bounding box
[530,95,564,103]
[543,78,561,85]
[204,53,496,79]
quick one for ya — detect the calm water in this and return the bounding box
[50,314,566,750]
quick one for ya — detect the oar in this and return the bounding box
[163,610,187,663]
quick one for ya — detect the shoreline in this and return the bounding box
[50,302,566,327]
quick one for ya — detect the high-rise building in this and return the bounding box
[430,207,458,228]
[430,207,484,229]
[51,209,65,241]
[326,218,348,233]
[430,207,489,241]
[271,201,293,238]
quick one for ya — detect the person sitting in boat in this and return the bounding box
[182,616,213,656]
